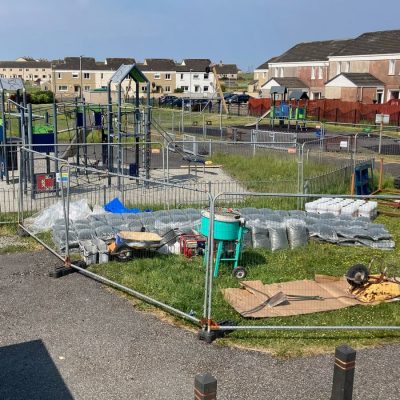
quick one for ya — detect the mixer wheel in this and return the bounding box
[233,266,247,279]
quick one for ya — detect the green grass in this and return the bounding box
[88,213,400,357]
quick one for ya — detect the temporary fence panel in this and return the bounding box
[204,192,400,337]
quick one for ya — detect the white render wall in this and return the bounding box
[176,71,216,96]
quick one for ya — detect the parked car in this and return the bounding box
[227,94,250,104]
[159,95,178,106]
[172,97,191,108]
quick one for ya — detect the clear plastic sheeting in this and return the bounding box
[24,199,93,234]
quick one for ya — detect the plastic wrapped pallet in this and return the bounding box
[268,223,289,251]
[251,226,271,249]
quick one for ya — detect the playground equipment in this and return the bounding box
[200,209,248,279]
[270,86,308,130]
[1,64,155,199]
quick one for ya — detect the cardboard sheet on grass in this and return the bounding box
[222,276,360,318]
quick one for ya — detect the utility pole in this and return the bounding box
[80,55,83,101]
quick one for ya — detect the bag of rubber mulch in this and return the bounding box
[155,216,174,236]
[252,226,271,249]
[52,229,79,250]
[95,225,117,240]
[356,238,395,250]
[309,224,338,243]
[285,219,308,249]
[289,210,306,218]
[268,223,289,251]
[364,226,392,241]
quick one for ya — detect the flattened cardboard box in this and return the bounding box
[222,276,361,318]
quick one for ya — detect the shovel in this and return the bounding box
[241,282,323,315]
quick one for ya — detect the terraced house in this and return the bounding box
[255,29,400,104]
[0,57,54,88]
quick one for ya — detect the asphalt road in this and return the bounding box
[1,250,399,399]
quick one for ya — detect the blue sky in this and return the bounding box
[0,0,399,70]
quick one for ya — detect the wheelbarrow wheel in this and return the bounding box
[346,264,369,287]
[233,266,246,279]
[114,244,134,262]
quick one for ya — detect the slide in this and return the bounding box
[245,109,271,127]
[59,133,80,160]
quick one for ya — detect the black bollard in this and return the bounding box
[331,344,356,400]
[194,373,217,400]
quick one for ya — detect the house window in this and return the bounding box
[165,86,171,92]
[19,68,22,71]
[180,73,184,80]
[42,75,46,78]
[312,92,321,99]
[318,67,323,79]
[72,72,79,78]
[74,85,80,93]
[274,67,278,77]
[204,73,209,79]
[58,85,68,91]
[101,73,104,79]
[389,60,396,75]
[389,90,399,100]
[83,72,90,79]
[194,85,200,92]
[42,69,46,71]
[193,74,199,79]
[154,73,160,79]
[341,61,350,73]
[57,73,62,79]
[180,86,189,91]
[142,86,146,91]
[35,68,39,71]
[203,86,209,92]
[34,75,38,78]
[84,85,91,91]
[311,67,316,80]
[25,69,29,71]
[263,72,267,78]
[165,73,171,80]
[279,68,284,78]
[376,89,384,104]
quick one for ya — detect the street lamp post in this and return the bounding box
[80,55,83,101]
[189,68,192,119]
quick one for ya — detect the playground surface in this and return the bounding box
[1,249,400,400]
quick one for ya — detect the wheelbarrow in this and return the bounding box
[108,229,180,262]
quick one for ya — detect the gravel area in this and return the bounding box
[0,250,399,399]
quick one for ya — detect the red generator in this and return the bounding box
[179,234,206,258]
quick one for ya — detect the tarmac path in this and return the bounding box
[0,250,399,399]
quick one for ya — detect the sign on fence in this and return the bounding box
[375,114,390,124]
[56,172,69,183]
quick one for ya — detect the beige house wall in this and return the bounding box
[325,86,342,99]
[54,70,97,97]
[0,66,52,83]
[142,71,176,94]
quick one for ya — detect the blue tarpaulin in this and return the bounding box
[104,197,140,214]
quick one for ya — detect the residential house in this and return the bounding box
[253,57,277,90]
[256,29,400,104]
[326,29,400,103]
[261,39,352,99]
[137,59,176,95]
[261,77,309,100]
[54,57,136,98]
[214,63,240,80]
[0,58,54,87]
[175,59,215,96]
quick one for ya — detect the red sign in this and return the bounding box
[35,174,56,192]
